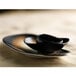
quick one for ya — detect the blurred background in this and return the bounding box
[0,10,76,67]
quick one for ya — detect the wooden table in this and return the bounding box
[0,10,76,67]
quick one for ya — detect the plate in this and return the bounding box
[3,34,69,58]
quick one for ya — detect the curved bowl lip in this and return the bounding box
[38,34,63,44]
[38,34,69,44]
[3,33,69,58]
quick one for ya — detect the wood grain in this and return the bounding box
[0,10,76,67]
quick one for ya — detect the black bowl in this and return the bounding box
[38,34,69,44]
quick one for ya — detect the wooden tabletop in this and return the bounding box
[0,10,76,67]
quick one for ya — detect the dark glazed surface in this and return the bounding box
[3,34,69,57]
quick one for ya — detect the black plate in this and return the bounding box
[3,34,69,58]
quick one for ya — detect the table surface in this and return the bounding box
[0,10,76,67]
